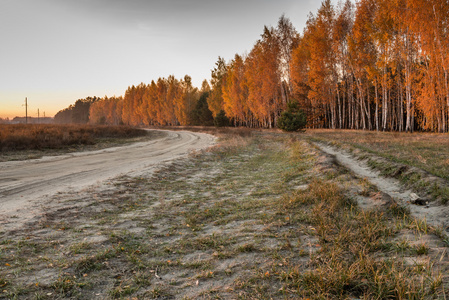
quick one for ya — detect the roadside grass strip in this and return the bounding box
[306,129,449,204]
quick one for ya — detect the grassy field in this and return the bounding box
[1,130,447,299]
[0,124,149,161]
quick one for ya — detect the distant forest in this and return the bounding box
[55,0,449,132]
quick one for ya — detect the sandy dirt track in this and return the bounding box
[316,142,449,230]
[0,130,215,219]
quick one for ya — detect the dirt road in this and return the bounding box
[0,130,215,219]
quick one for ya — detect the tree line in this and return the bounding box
[54,97,100,124]
[54,79,215,126]
[55,0,449,132]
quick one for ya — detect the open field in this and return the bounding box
[1,129,448,299]
[0,125,148,162]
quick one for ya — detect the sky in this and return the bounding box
[0,0,326,119]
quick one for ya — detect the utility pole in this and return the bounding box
[37,108,40,124]
[23,97,28,124]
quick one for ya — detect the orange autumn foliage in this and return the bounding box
[55,4,449,132]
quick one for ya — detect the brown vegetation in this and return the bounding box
[0,124,147,151]
[306,129,449,204]
[306,129,449,180]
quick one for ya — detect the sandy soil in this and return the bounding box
[315,142,449,231]
[0,130,215,228]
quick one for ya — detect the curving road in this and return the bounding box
[0,130,215,217]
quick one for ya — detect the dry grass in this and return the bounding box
[306,129,449,204]
[282,179,445,299]
[305,129,449,180]
[0,124,147,152]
